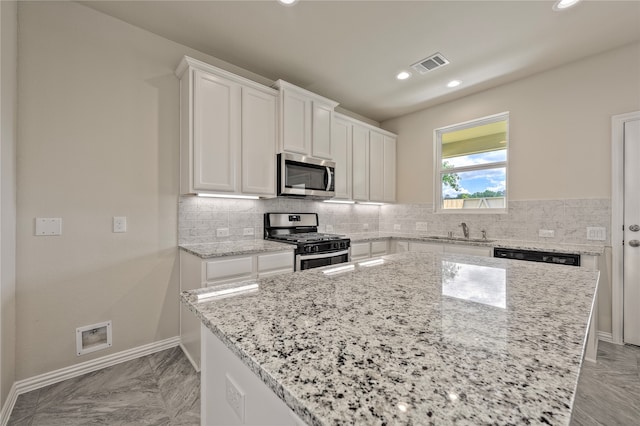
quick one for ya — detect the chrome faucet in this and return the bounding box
[460,222,469,239]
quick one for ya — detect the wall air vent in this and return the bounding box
[410,52,450,74]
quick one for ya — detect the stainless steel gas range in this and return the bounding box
[264,213,351,271]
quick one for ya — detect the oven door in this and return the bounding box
[279,153,335,198]
[296,249,350,271]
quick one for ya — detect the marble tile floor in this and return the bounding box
[6,341,639,425]
[8,346,199,425]
[572,341,640,425]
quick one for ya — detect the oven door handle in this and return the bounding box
[297,249,350,261]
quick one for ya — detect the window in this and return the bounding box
[434,112,508,213]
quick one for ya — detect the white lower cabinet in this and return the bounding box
[351,240,388,261]
[350,242,371,261]
[201,325,305,426]
[444,244,492,257]
[180,250,293,370]
[408,241,444,253]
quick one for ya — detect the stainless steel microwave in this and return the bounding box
[277,153,335,199]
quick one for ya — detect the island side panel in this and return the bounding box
[180,250,205,370]
[201,324,305,426]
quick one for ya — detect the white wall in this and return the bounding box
[1,0,18,406]
[383,42,640,203]
[15,1,274,380]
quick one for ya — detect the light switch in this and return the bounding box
[113,216,127,233]
[35,218,62,236]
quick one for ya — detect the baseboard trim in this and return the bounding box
[0,383,18,426]
[598,331,614,344]
[0,336,180,426]
[180,343,201,373]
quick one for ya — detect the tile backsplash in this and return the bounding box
[179,196,610,246]
[178,196,379,245]
[379,199,610,245]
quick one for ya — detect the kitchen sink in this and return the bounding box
[425,236,495,243]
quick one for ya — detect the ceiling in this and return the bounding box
[79,0,640,123]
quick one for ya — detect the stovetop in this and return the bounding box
[270,232,347,244]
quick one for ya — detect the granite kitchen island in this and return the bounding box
[181,252,599,425]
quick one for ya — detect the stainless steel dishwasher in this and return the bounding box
[493,247,581,266]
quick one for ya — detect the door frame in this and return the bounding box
[611,110,640,345]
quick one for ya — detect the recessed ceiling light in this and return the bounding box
[396,71,411,80]
[447,80,461,88]
[278,0,299,6]
[553,0,581,11]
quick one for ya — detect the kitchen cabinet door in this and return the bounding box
[312,101,334,160]
[352,124,370,201]
[281,87,311,155]
[351,242,371,260]
[332,116,352,199]
[242,87,277,196]
[369,131,385,202]
[193,69,241,192]
[383,135,396,203]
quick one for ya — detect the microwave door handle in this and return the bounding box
[326,167,332,191]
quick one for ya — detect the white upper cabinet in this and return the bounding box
[192,69,241,193]
[332,116,353,200]
[312,102,334,159]
[340,112,396,203]
[352,123,370,201]
[369,130,396,203]
[383,135,397,203]
[369,130,385,202]
[176,56,277,197]
[241,87,277,196]
[274,80,338,160]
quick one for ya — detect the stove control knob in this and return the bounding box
[313,246,319,252]
[305,246,313,253]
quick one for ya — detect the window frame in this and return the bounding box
[433,112,509,214]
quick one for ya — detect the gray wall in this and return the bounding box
[382,42,640,203]
[1,0,17,407]
[14,1,271,381]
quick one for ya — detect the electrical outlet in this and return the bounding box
[113,216,127,233]
[243,228,254,236]
[587,227,606,241]
[394,224,401,231]
[362,223,369,230]
[538,229,555,238]
[217,228,229,237]
[416,222,428,232]
[326,224,334,232]
[225,374,245,422]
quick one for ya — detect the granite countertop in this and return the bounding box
[182,251,599,425]
[179,240,294,258]
[348,233,606,256]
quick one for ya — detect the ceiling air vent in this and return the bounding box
[411,52,450,74]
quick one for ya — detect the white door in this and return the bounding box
[624,118,640,345]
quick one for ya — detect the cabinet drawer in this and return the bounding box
[206,257,254,282]
[370,240,388,256]
[257,251,293,275]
